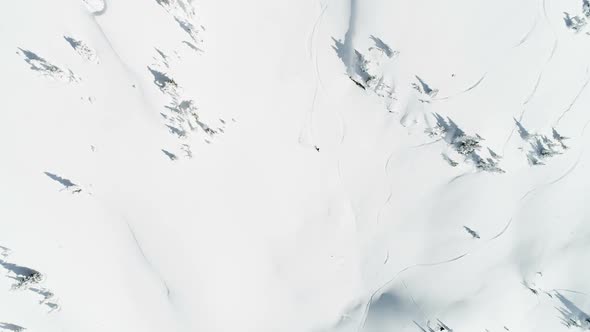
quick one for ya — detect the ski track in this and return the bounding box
[410,139,442,149]
[548,39,558,62]
[542,0,560,63]
[300,53,319,146]
[14,0,590,330]
[433,3,553,105]
[524,38,558,109]
[88,0,177,128]
[356,6,569,323]
[359,162,565,331]
[376,191,392,226]
[554,76,590,126]
[313,2,327,92]
[524,72,543,106]
[502,38,559,155]
[309,85,318,141]
[495,146,586,242]
[543,0,552,27]
[357,253,469,332]
[433,12,541,104]
[313,1,330,93]
[384,150,395,175]
[126,222,172,298]
[489,218,513,241]
[302,1,330,148]
[515,16,538,47]
[581,114,590,136]
[447,171,472,185]
[339,108,346,144]
[315,48,326,92]
[432,74,487,102]
[402,280,429,321]
[308,3,328,60]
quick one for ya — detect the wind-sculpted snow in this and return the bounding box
[82,0,107,16]
[5,0,590,331]
[323,0,590,330]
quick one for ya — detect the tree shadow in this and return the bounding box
[161,149,177,161]
[433,113,465,144]
[331,37,370,84]
[0,259,39,278]
[44,172,76,188]
[369,35,394,58]
[331,37,348,68]
[416,76,435,96]
[514,118,530,140]
[0,322,25,332]
[555,292,590,328]
[17,48,60,73]
[413,319,453,332]
[147,66,176,89]
[63,36,82,50]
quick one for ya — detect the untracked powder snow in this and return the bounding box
[2,0,590,331]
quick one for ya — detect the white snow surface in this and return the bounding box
[2,0,590,331]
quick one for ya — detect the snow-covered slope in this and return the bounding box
[2,0,590,331]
